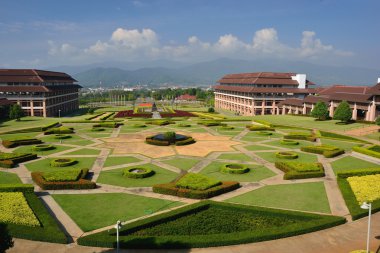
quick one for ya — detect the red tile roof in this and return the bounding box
[0,84,82,93]
[0,98,14,106]
[318,85,370,95]
[0,69,77,83]
[214,85,316,94]
[278,98,304,107]
[176,94,197,100]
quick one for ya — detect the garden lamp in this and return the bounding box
[114,220,122,253]
[361,202,372,253]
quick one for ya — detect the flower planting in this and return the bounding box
[220,164,249,174]
[123,167,155,179]
[275,161,325,180]
[50,158,77,167]
[31,144,55,151]
[275,151,298,159]
[114,110,152,118]
[347,174,380,204]
[0,192,40,227]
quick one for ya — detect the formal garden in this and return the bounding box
[0,105,380,251]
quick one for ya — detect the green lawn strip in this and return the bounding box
[226,182,331,213]
[276,128,312,134]
[363,132,380,141]
[0,171,22,183]
[97,163,179,187]
[161,157,200,171]
[255,151,318,163]
[240,136,268,142]
[216,153,252,162]
[0,132,40,141]
[25,157,97,173]
[199,161,276,182]
[263,139,313,149]
[244,131,283,138]
[331,156,379,175]
[40,134,95,146]
[185,128,208,133]
[82,133,113,138]
[52,193,183,232]
[63,148,101,156]
[12,144,74,156]
[320,138,360,151]
[0,117,60,134]
[245,144,280,151]
[103,156,142,167]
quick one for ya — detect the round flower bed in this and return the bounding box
[256,131,273,136]
[31,144,55,151]
[50,158,77,167]
[275,151,298,159]
[221,164,249,174]
[280,139,299,145]
[123,167,155,178]
[54,134,72,140]
[91,127,105,132]
[221,125,235,130]
[146,132,195,146]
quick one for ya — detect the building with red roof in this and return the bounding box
[176,94,197,101]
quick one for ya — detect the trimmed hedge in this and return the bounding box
[284,132,316,142]
[31,144,55,151]
[246,125,275,131]
[197,121,226,127]
[337,168,380,178]
[2,138,42,148]
[91,127,105,132]
[153,181,240,199]
[175,137,195,146]
[0,184,34,193]
[42,169,85,182]
[178,123,191,127]
[77,201,345,249]
[275,151,298,159]
[301,145,345,158]
[145,120,174,126]
[93,122,123,128]
[220,164,249,174]
[280,139,299,145]
[123,168,155,178]
[100,112,115,120]
[133,124,147,128]
[255,131,273,136]
[221,125,235,130]
[50,158,77,167]
[54,134,71,139]
[353,145,380,159]
[275,161,325,180]
[0,122,60,134]
[252,119,273,127]
[145,137,170,146]
[44,126,74,135]
[0,153,37,168]
[31,169,96,190]
[85,112,105,120]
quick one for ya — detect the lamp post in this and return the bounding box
[114,220,122,253]
[58,109,61,118]
[361,202,372,253]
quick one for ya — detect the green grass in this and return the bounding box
[364,132,380,141]
[103,156,141,167]
[199,161,276,182]
[320,138,360,151]
[216,153,252,162]
[0,117,59,133]
[331,156,379,175]
[245,144,280,151]
[13,144,74,156]
[264,139,313,149]
[252,115,367,131]
[52,193,183,231]
[63,148,101,156]
[0,132,40,141]
[161,157,200,170]
[175,173,221,190]
[25,157,97,172]
[0,171,22,184]
[226,182,331,213]
[255,151,318,163]
[40,134,94,146]
[240,136,267,142]
[97,163,179,188]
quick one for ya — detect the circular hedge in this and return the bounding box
[275,151,298,159]
[221,164,249,174]
[146,132,195,146]
[280,139,299,145]
[256,131,273,136]
[123,167,155,178]
[31,144,55,151]
[54,134,72,139]
[50,158,77,167]
[91,128,105,132]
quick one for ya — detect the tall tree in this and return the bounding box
[9,104,24,121]
[0,223,13,253]
[311,101,329,120]
[333,101,352,123]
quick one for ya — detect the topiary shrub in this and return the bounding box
[44,126,74,135]
[221,125,234,130]
[54,134,71,140]
[50,158,77,167]
[280,139,299,145]
[256,131,273,136]
[91,128,105,132]
[123,167,155,179]
[246,125,275,131]
[220,164,249,174]
[31,144,55,152]
[208,107,215,113]
[178,123,191,127]
[275,151,298,159]
[133,124,147,128]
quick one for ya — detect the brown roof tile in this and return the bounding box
[0,69,77,83]
[214,85,316,94]
[218,72,315,85]
[278,98,304,107]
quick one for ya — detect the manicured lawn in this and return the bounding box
[0,171,22,184]
[264,139,313,149]
[13,144,74,156]
[40,134,94,146]
[199,161,275,182]
[103,156,141,167]
[185,127,208,133]
[331,156,379,175]
[97,163,179,187]
[53,193,183,232]
[226,182,331,213]
[245,144,280,151]
[255,151,318,163]
[161,157,200,171]
[25,157,97,172]
[364,132,380,141]
[253,115,367,131]
[217,153,252,162]
[320,138,360,151]
[240,136,267,142]
[63,148,101,156]
[0,117,59,133]
[0,132,40,141]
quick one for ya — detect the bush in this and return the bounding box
[175,137,195,146]
[91,127,105,132]
[0,153,37,168]
[208,107,215,113]
[2,138,42,148]
[275,161,325,180]
[175,173,221,191]
[54,134,71,139]
[31,144,55,152]
[246,125,275,131]
[42,169,85,182]
[301,145,344,158]
[50,158,77,167]
[31,170,96,190]
[44,126,74,135]
[275,151,298,159]
[284,132,316,142]
[123,168,155,179]
[256,131,273,136]
[0,223,13,253]
[336,168,380,178]
[280,139,299,145]
[220,164,249,174]
[133,124,147,128]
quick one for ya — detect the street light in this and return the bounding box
[58,109,61,118]
[361,202,372,253]
[114,220,122,253]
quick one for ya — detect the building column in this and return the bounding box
[272,101,276,115]
[261,100,265,115]
[329,101,334,117]
[302,103,307,114]
[352,103,358,120]
[30,100,34,116]
[282,105,286,115]
[251,100,255,116]
[369,101,376,121]
[42,100,47,117]
[295,106,299,114]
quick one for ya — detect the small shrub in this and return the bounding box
[175,173,221,191]
[275,161,325,180]
[50,158,77,167]
[44,126,74,135]
[208,107,215,113]
[31,144,55,152]
[256,131,272,136]
[91,128,105,132]
[280,139,299,145]
[275,151,298,159]
[123,167,155,179]
[246,125,275,131]
[54,134,71,140]
[220,164,249,174]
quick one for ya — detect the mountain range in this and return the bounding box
[51,58,379,87]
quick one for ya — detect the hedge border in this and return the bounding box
[275,161,325,180]
[31,144,55,151]
[280,139,299,145]
[50,158,77,167]
[2,138,42,148]
[123,168,155,179]
[301,145,345,158]
[220,164,249,174]
[275,151,298,159]
[353,146,380,159]
[54,134,72,139]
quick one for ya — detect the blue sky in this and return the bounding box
[0,0,379,69]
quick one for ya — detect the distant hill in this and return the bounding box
[68,58,379,87]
